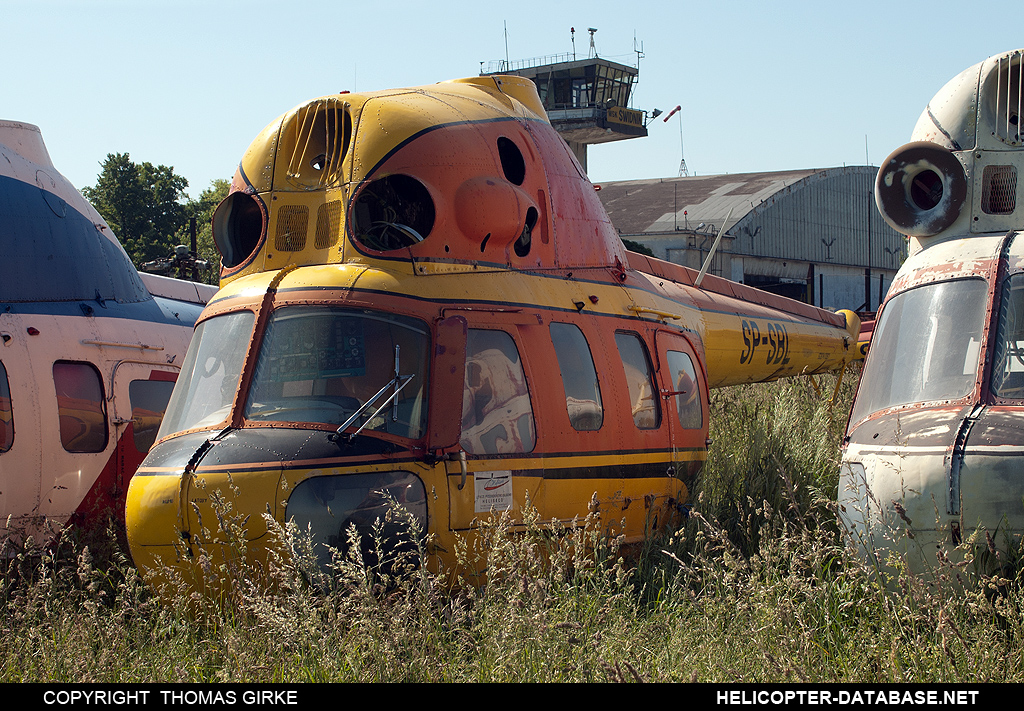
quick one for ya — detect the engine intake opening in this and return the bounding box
[351,174,435,252]
[213,192,265,269]
[875,141,967,237]
[909,169,943,211]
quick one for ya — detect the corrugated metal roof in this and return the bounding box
[597,166,907,271]
[596,168,820,234]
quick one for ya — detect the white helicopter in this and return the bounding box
[0,120,215,539]
[840,49,1024,576]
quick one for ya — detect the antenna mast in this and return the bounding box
[504,21,510,71]
[633,34,644,103]
[663,105,687,177]
[678,114,689,177]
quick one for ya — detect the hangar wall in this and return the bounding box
[598,166,906,313]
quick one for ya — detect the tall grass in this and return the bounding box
[4,370,1024,682]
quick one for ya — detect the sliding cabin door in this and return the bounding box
[445,318,537,532]
[654,331,709,484]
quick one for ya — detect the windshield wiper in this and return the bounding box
[331,345,415,442]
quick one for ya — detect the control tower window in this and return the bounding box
[534,63,635,111]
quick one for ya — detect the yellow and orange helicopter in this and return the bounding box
[125,76,861,583]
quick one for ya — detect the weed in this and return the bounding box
[5,374,1024,681]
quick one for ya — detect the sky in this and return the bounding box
[3,0,1021,199]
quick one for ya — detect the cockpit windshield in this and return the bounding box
[850,278,988,425]
[244,307,430,439]
[158,310,256,438]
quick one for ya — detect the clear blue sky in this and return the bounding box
[4,0,1019,198]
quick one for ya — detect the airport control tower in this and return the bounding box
[482,31,648,173]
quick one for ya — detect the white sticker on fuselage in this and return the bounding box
[475,470,513,513]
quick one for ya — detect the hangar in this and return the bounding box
[595,167,907,313]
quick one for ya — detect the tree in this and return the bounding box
[621,238,655,257]
[178,179,229,285]
[83,153,190,267]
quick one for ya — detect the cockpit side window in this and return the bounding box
[991,273,1024,398]
[158,311,256,438]
[850,278,988,424]
[461,329,535,454]
[0,361,12,452]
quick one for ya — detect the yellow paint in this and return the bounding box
[128,75,861,594]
